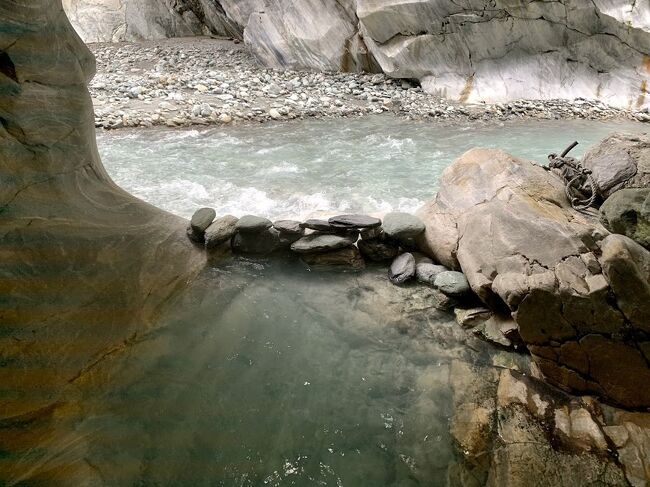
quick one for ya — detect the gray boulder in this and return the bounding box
[600,188,650,249]
[205,215,238,249]
[290,234,358,253]
[434,271,471,298]
[299,219,348,233]
[582,133,650,199]
[388,252,416,285]
[417,147,650,408]
[273,220,304,235]
[189,207,216,241]
[236,215,272,233]
[382,212,425,240]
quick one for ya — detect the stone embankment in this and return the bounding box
[89,38,649,130]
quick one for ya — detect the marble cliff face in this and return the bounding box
[63,0,650,109]
[0,3,203,479]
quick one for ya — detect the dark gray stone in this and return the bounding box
[205,215,239,249]
[383,212,426,239]
[231,228,279,254]
[416,263,448,285]
[435,271,471,297]
[291,233,358,253]
[236,215,273,233]
[273,220,304,235]
[389,252,416,285]
[299,219,347,233]
[360,226,384,239]
[358,238,399,261]
[329,214,382,229]
[600,188,650,249]
[190,207,216,236]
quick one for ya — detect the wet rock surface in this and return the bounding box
[600,188,650,249]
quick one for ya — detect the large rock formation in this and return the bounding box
[0,0,203,481]
[417,147,650,409]
[64,0,650,108]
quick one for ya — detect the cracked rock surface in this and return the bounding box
[64,0,650,109]
[417,147,650,408]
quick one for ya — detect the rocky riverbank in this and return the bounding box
[90,37,650,130]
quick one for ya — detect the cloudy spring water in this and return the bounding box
[97,116,646,220]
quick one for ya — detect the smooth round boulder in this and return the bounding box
[236,215,273,233]
[434,271,471,297]
[291,234,358,253]
[329,214,382,229]
[273,220,304,235]
[416,263,448,285]
[382,212,426,239]
[358,238,399,261]
[388,252,416,285]
[205,215,239,249]
[190,207,216,236]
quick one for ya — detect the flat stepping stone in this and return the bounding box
[190,207,216,235]
[299,219,344,233]
[434,271,471,297]
[205,215,238,249]
[301,246,365,270]
[389,252,416,285]
[328,214,381,229]
[236,215,272,233]
[273,220,304,235]
[291,234,357,253]
[382,212,425,239]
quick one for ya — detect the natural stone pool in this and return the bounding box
[97,116,646,220]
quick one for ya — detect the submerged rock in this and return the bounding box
[388,252,415,285]
[300,246,365,270]
[434,271,471,298]
[290,233,358,253]
[205,215,238,249]
[236,215,273,233]
[382,212,425,240]
[600,188,650,249]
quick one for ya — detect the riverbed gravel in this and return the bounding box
[89,37,650,130]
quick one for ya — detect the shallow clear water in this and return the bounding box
[98,116,645,220]
[72,258,497,486]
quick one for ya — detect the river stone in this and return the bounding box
[416,263,448,285]
[273,220,304,235]
[360,226,384,239]
[290,233,358,253]
[299,219,347,233]
[382,212,425,240]
[328,214,382,229]
[236,215,273,233]
[600,188,650,249]
[205,215,239,249]
[231,228,279,254]
[435,271,471,297]
[388,252,416,285]
[278,232,303,246]
[582,133,650,199]
[300,246,365,270]
[357,238,399,261]
[190,207,216,236]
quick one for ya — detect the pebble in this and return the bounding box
[88,39,643,130]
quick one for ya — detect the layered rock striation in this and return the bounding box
[65,0,650,109]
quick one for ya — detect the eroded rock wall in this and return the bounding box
[64,0,650,107]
